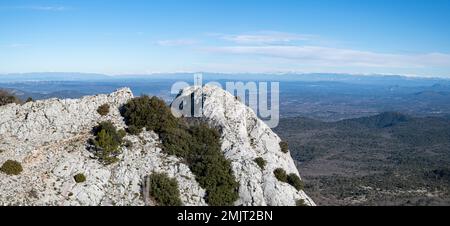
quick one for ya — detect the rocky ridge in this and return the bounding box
[0,86,315,206]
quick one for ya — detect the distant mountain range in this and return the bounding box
[1,72,450,85]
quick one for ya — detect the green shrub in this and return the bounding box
[296,199,307,206]
[121,96,177,134]
[74,173,86,183]
[287,173,304,190]
[0,160,23,175]
[118,129,127,138]
[91,121,125,165]
[25,97,33,103]
[274,168,287,182]
[123,139,133,148]
[188,123,239,206]
[97,104,110,116]
[147,172,182,206]
[254,157,266,170]
[279,141,289,153]
[0,90,21,106]
[159,125,192,158]
[121,97,239,206]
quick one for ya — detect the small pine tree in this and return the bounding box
[296,199,307,206]
[254,157,267,170]
[287,173,304,190]
[0,160,23,175]
[97,104,110,116]
[279,141,289,153]
[274,168,288,182]
[147,172,182,206]
[121,96,177,134]
[0,90,21,106]
[91,121,125,164]
[74,173,86,183]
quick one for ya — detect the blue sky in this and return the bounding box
[1,0,450,77]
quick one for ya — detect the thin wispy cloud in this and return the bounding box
[28,6,67,11]
[1,5,69,11]
[156,39,198,47]
[1,43,30,48]
[9,43,30,48]
[153,31,450,75]
[219,31,317,45]
[205,45,450,69]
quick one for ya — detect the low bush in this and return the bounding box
[122,97,239,206]
[147,172,182,206]
[254,157,266,170]
[159,125,192,158]
[274,168,287,182]
[97,104,110,116]
[287,173,304,191]
[0,160,23,175]
[296,199,307,206]
[188,123,239,206]
[74,173,86,183]
[279,141,289,153]
[123,139,133,148]
[273,168,304,190]
[121,96,177,134]
[0,90,21,106]
[91,121,125,165]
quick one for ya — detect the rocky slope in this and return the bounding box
[0,86,315,206]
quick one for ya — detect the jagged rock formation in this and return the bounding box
[0,87,315,206]
[175,85,315,206]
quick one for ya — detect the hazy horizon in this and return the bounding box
[1,71,450,81]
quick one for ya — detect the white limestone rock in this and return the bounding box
[0,86,315,206]
[174,85,315,206]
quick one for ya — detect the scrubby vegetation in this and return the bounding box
[279,141,289,153]
[274,114,450,206]
[123,139,133,148]
[97,104,110,116]
[90,121,126,165]
[146,172,182,206]
[254,157,266,170]
[122,96,239,206]
[273,168,287,182]
[0,90,21,106]
[296,199,307,206]
[273,168,304,190]
[0,160,23,175]
[287,173,304,191]
[121,95,177,134]
[187,123,239,205]
[74,173,86,183]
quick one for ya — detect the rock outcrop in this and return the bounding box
[175,85,315,206]
[0,87,315,206]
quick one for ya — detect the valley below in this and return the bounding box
[275,113,450,206]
